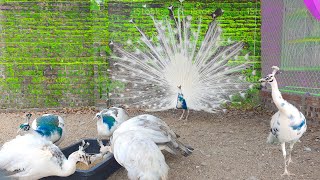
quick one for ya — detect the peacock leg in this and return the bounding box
[281,142,294,176]
[287,142,295,165]
[185,109,190,120]
[179,110,185,120]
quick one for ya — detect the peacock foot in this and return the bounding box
[281,169,295,176]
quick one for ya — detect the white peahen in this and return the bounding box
[94,107,129,139]
[0,134,91,179]
[94,111,193,180]
[108,2,253,115]
[260,66,307,176]
[18,113,65,145]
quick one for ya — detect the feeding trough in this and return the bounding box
[42,139,122,180]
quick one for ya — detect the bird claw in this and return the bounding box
[80,140,89,149]
[179,117,188,121]
[97,139,104,147]
[97,139,111,154]
[281,170,295,176]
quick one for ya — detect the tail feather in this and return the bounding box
[177,140,194,157]
[266,133,279,144]
[159,140,194,157]
[109,4,253,113]
[175,133,180,138]
[158,144,178,155]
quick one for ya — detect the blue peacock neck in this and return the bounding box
[102,115,116,130]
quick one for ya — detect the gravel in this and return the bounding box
[0,108,319,180]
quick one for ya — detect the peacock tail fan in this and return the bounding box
[108,2,253,113]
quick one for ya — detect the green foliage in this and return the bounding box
[90,0,101,11]
[226,87,261,110]
[0,0,109,108]
[0,0,261,109]
[108,1,261,62]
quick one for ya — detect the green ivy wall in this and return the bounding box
[0,0,261,109]
[0,0,109,108]
[109,0,261,62]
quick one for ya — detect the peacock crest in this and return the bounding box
[108,2,253,113]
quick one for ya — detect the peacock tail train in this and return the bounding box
[108,3,253,113]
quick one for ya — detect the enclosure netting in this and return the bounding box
[280,0,320,96]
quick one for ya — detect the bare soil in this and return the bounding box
[0,108,319,180]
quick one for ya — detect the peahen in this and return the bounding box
[94,111,193,180]
[108,2,253,115]
[260,66,307,176]
[0,134,91,179]
[94,107,129,140]
[18,113,65,145]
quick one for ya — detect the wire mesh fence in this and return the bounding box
[262,0,320,97]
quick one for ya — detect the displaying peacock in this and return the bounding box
[0,134,91,179]
[176,85,189,120]
[260,66,307,176]
[108,1,253,115]
[92,108,193,180]
[18,113,65,145]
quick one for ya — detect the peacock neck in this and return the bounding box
[102,115,116,130]
[269,78,286,113]
[28,128,43,137]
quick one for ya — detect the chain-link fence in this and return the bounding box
[262,0,320,97]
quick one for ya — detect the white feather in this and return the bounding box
[109,5,252,113]
[95,111,193,180]
[112,131,169,180]
[263,66,307,175]
[0,134,88,179]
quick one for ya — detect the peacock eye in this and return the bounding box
[23,125,30,131]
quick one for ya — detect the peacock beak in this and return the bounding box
[259,78,266,83]
[84,154,91,166]
[84,160,89,166]
[258,78,267,89]
[17,128,21,133]
[93,114,101,121]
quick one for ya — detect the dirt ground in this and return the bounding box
[0,108,319,180]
